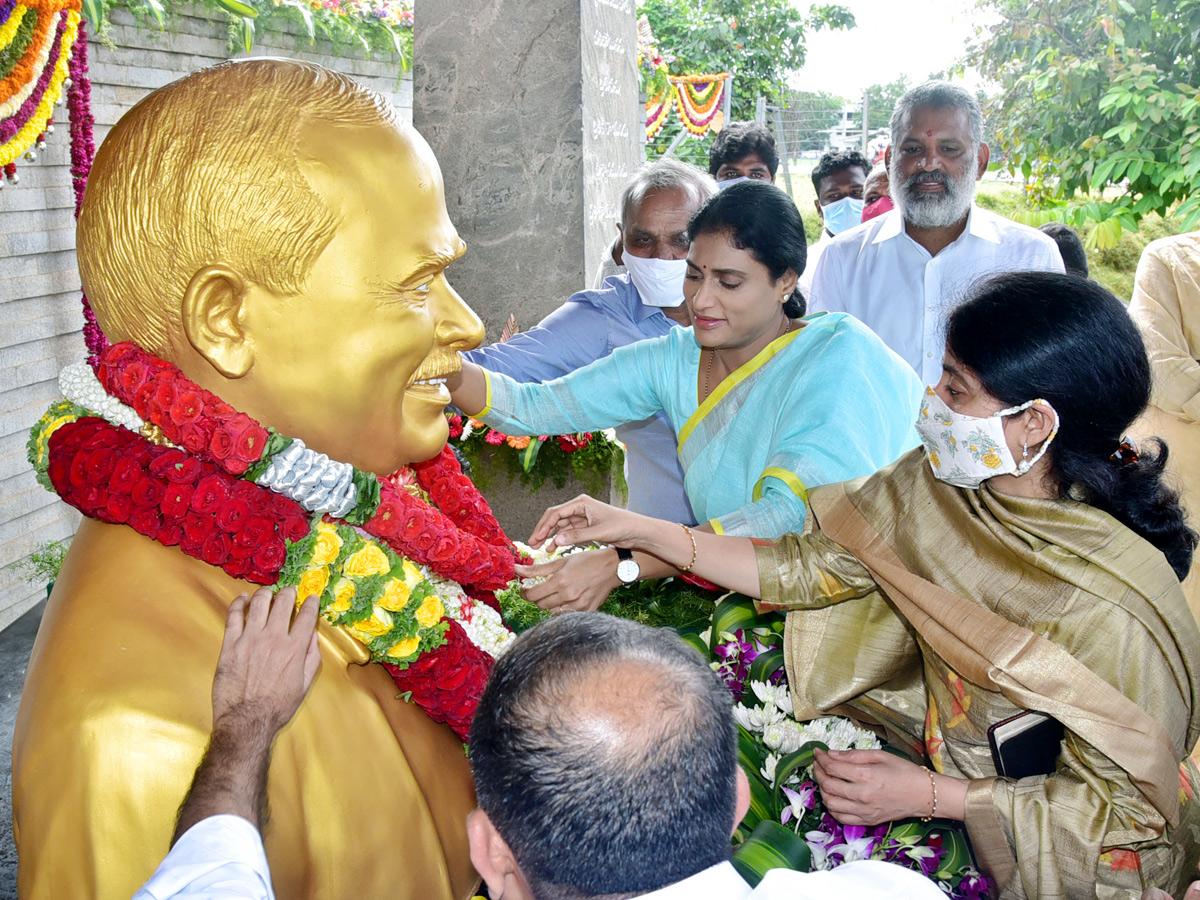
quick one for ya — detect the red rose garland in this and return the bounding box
[44,413,499,740]
[95,342,517,594]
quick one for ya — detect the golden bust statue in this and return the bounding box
[13,58,485,899]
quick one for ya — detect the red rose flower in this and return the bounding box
[153,379,179,414]
[105,493,133,523]
[280,515,311,542]
[108,457,142,494]
[245,568,276,586]
[210,426,234,462]
[410,527,437,553]
[83,448,118,482]
[169,391,204,426]
[216,498,251,533]
[47,455,71,492]
[131,476,166,508]
[179,423,209,454]
[129,506,163,540]
[229,480,262,506]
[235,515,275,548]
[157,521,184,546]
[370,498,408,538]
[151,452,203,485]
[429,533,459,563]
[228,416,269,464]
[161,483,195,519]
[229,542,256,561]
[223,555,254,580]
[191,475,230,514]
[253,538,287,573]
[117,360,149,395]
[149,449,187,480]
[75,484,107,515]
[200,531,233,566]
[400,508,432,543]
[183,512,215,546]
[69,453,90,487]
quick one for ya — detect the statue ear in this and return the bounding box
[181,266,255,378]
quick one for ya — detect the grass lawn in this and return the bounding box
[774,167,1186,302]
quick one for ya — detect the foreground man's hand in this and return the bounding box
[172,587,321,845]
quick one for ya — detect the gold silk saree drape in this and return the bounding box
[755,450,1200,899]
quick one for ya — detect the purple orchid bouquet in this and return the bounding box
[680,593,990,899]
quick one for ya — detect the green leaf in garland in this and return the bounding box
[342,468,381,526]
[676,630,709,659]
[730,820,812,887]
[81,0,105,32]
[936,827,972,879]
[237,15,254,53]
[243,430,293,482]
[772,740,827,794]
[139,0,166,27]
[518,437,543,473]
[380,20,401,56]
[712,593,775,640]
[748,646,784,683]
[215,0,258,18]
[286,0,315,42]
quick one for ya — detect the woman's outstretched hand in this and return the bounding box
[528,494,655,553]
[515,549,621,613]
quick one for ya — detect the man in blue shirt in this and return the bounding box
[464,158,715,526]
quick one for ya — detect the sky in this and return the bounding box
[789,0,995,99]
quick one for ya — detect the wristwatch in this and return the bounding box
[615,547,640,584]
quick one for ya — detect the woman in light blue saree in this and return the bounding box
[448,181,922,609]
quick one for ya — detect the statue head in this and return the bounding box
[77,58,484,474]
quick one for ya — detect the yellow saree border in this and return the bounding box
[677,328,802,454]
[471,370,494,418]
[752,467,809,505]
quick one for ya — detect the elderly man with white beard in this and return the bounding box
[807,81,1063,384]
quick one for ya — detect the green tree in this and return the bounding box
[776,91,847,153]
[973,0,1200,241]
[640,0,853,162]
[863,76,909,134]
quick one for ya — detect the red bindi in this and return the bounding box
[926,129,933,137]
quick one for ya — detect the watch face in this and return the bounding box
[616,558,640,584]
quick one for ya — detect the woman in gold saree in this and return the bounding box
[529,272,1200,898]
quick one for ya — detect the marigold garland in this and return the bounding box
[643,72,729,141]
[0,0,82,181]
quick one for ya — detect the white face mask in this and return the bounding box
[914,387,1060,489]
[623,253,688,308]
[821,196,865,235]
[717,176,751,190]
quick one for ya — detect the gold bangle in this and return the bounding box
[920,765,938,822]
[679,523,697,572]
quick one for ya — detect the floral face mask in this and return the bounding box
[914,387,1059,489]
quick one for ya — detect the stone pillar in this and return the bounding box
[413,0,640,338]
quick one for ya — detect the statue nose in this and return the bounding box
[433,282,485,350]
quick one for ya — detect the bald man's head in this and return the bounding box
[469,614,738,900]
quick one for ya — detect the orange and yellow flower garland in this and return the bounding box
[0,0,82,178]
[644,72,729,141]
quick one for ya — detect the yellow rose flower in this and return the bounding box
[402,560,423,584]
[328,578,356,615]
[386,636,421,660]
[341,543,391,578]
[311,521,343,566]
[415,595,444,628]
[297,566,330,603]
[982,452,1002,469]
[378,578,411,611]
[352,605,394,640]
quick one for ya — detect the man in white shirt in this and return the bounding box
[797,149,871,301]
[808,81,1064,384]
[136,605,943,900]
